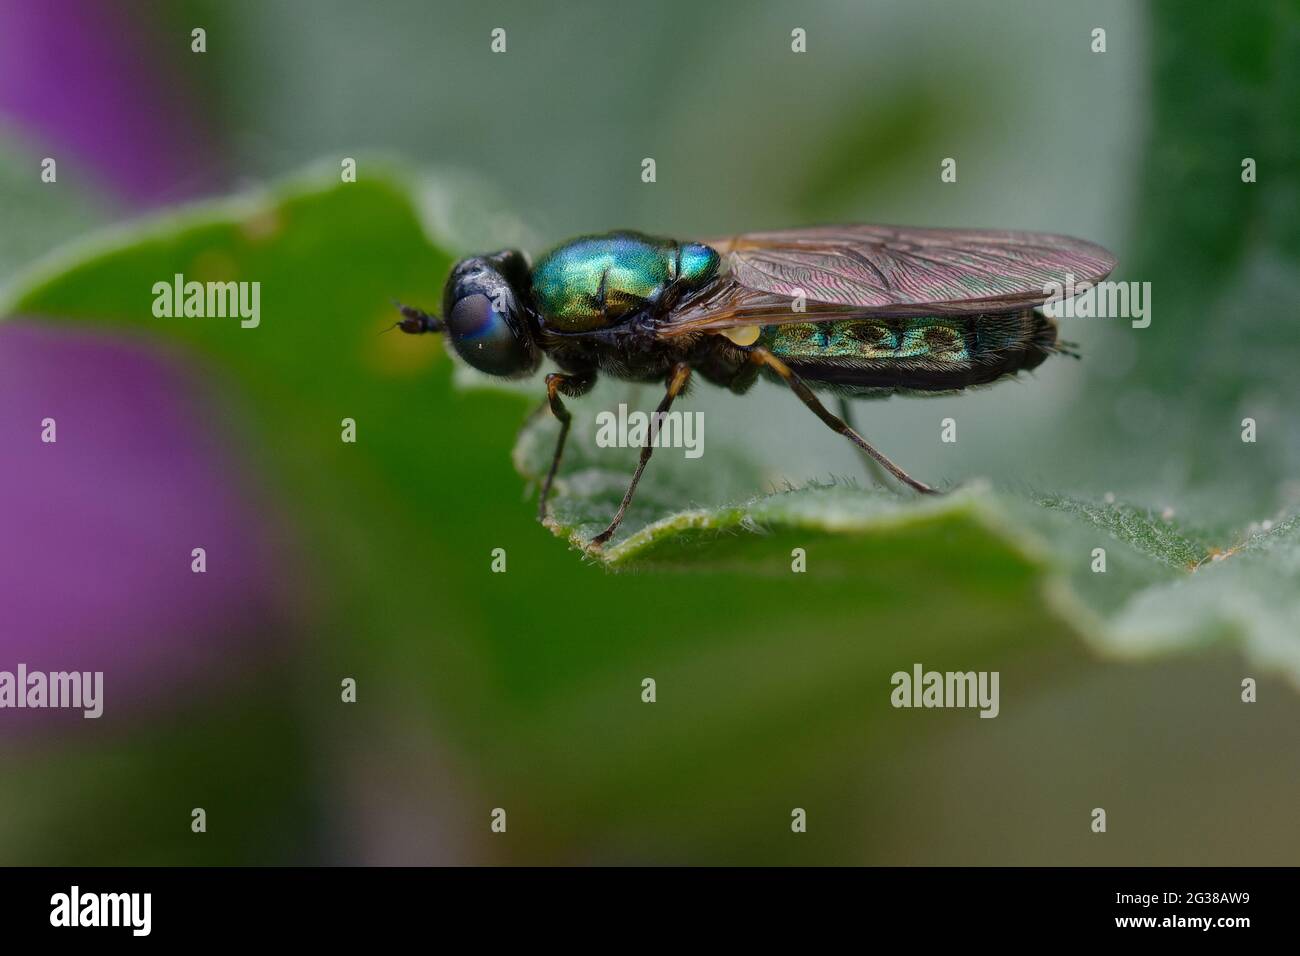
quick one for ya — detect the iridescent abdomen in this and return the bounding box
[531,231,719,332]
[757,310,1057,394]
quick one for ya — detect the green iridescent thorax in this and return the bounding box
[759,318,972,362]
[530,231,720,332]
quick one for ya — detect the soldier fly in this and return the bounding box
[395,225,1116,547]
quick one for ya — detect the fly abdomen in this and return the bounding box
[757,309,1059,394]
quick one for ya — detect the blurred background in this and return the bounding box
[0,0,1297,864]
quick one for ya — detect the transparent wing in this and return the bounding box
[656,224,1116,335]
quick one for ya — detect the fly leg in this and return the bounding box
[537,371,596,521]
[837,396,892,489]
[590,363,692,548]
[752,347,937,495]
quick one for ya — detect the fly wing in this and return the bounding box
[656,224,1116,335]
[653,279,869,338]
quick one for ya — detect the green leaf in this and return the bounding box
[0,169,1063,863]
[504,0,1300,698]
[516,378,1300,691]
[5,148,1295,864]
[0,133,109,284]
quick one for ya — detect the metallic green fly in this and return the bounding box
[396,225,1117,546]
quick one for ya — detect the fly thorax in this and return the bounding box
[530,231,719,332]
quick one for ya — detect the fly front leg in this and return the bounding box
[590,362,692,549]
[537,370,596,520]
[751,347,937,495]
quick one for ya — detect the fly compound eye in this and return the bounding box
[446,292,536,377]
[441,251,540,378]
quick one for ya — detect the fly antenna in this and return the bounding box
[390,299,444,335]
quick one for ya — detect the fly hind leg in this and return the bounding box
[837,396,892,489]
[752,348,937,495]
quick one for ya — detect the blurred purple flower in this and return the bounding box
[0,1,266,734]
[0,0,226,206]
[0,323,295,733]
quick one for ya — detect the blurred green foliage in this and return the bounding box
[0,136,108,280]
[1114,0,1300,501]
[5,172,1067,863]
[1,0,1298,865]
[6,155,1299,862]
